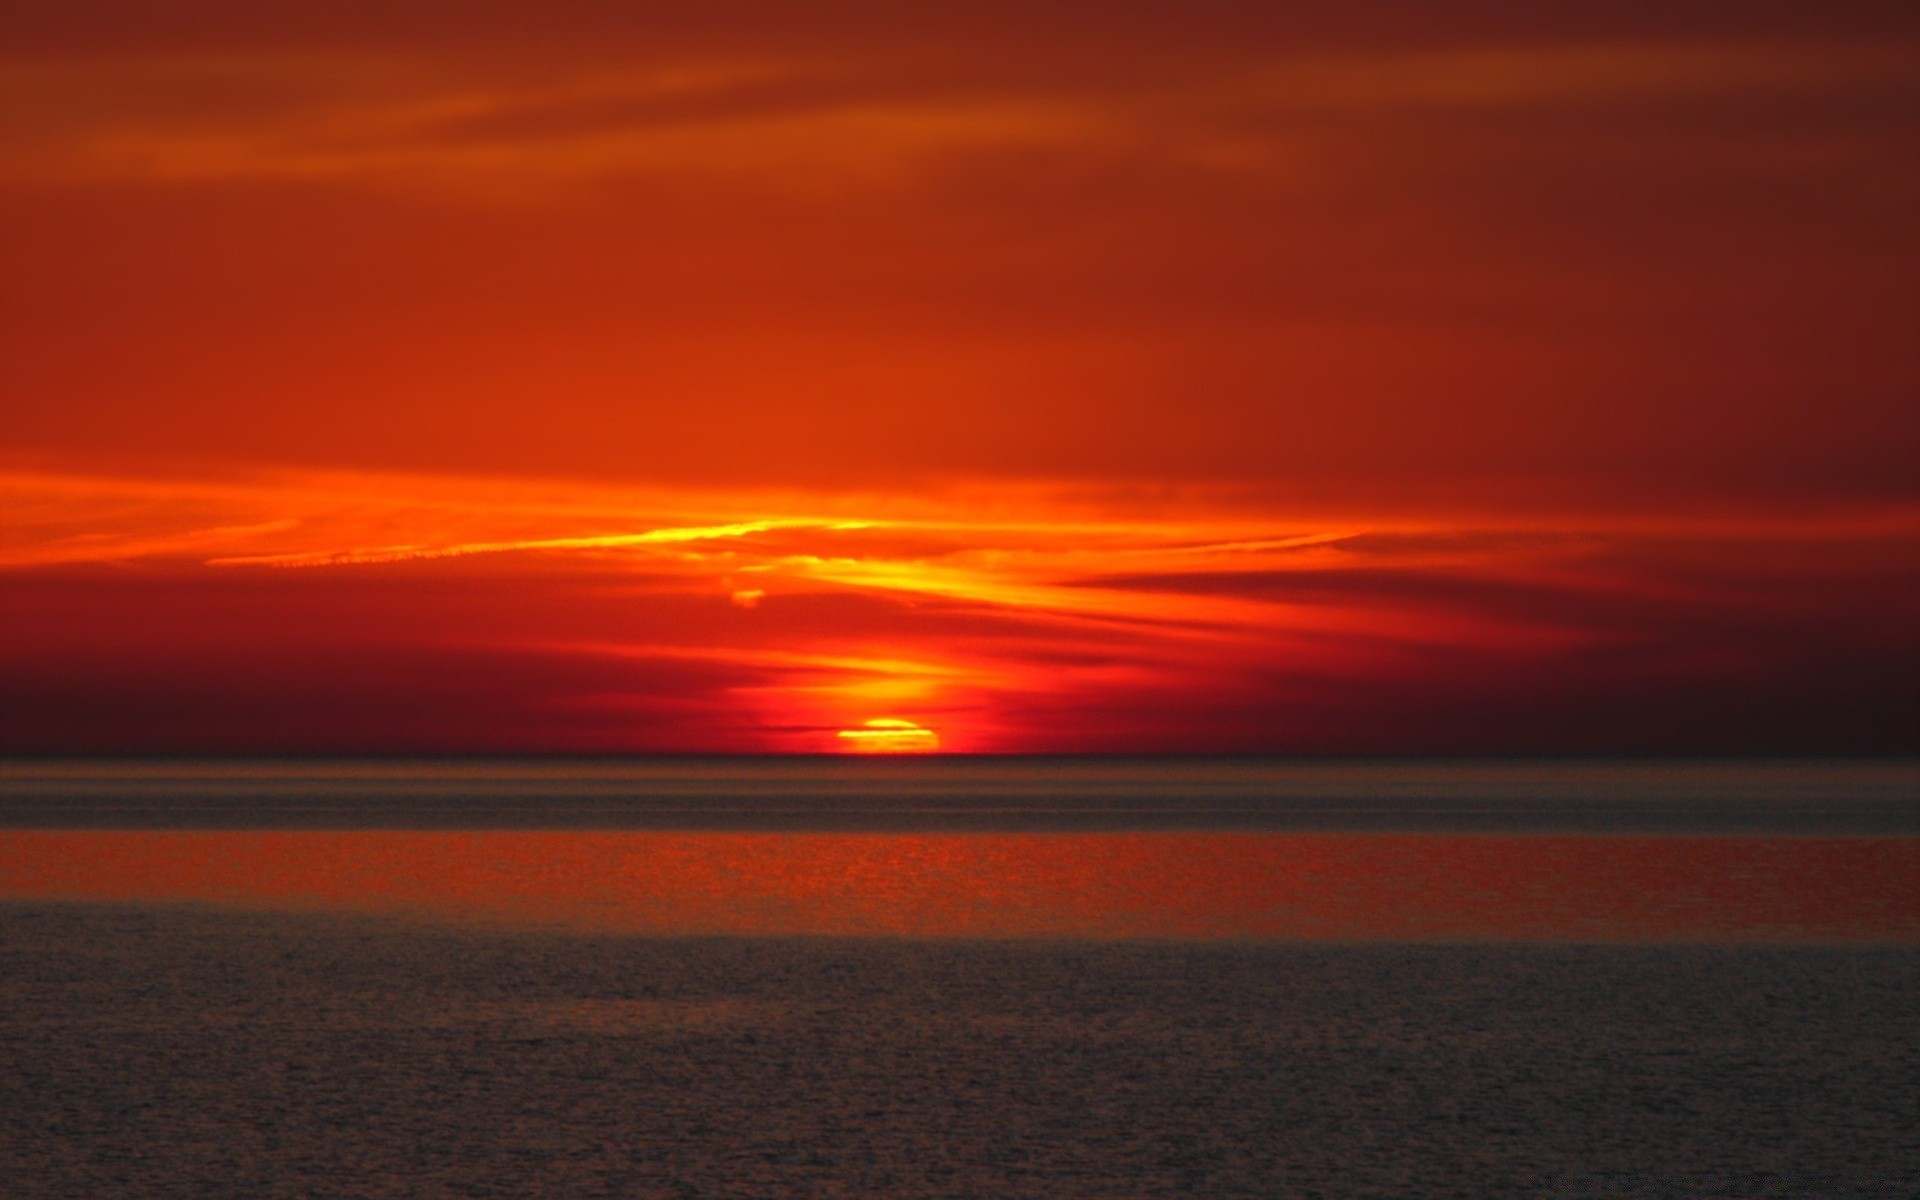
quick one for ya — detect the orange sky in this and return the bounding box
[2,2,1915,753]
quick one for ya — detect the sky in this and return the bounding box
[1,1,1915,754]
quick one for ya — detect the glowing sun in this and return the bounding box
[835,718,941,753]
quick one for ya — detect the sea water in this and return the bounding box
[2,757,1913,831]
[1,760,1915,1197]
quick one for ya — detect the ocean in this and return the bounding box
[2,759,1915,1197]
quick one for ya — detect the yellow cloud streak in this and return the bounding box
[205,518,875,567]
[544,639,986,682]
[7,468,1915,659]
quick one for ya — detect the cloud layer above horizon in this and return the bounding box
[3,469,1912,753]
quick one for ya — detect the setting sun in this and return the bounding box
[835,719,941,754]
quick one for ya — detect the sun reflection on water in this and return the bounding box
[1,830,1913,942]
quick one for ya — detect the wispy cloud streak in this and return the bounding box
[2,468,1913,752]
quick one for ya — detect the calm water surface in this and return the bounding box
[3,757,1913,831]
[2,760,1915,1196]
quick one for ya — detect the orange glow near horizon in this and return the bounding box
[1,466,1915,753]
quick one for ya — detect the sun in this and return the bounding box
[835,718,941,754]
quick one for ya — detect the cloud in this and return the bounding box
[2,467,1913,752]
[4,7,1913,504]
[0,7,1912,752]
[4,35,1910,195]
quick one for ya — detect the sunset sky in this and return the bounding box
[2,1,1915,754]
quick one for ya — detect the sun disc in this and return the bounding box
[835,718,940,753]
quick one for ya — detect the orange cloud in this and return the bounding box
[1,468,1913,753]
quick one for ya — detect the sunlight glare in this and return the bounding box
[835,718,940,754]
